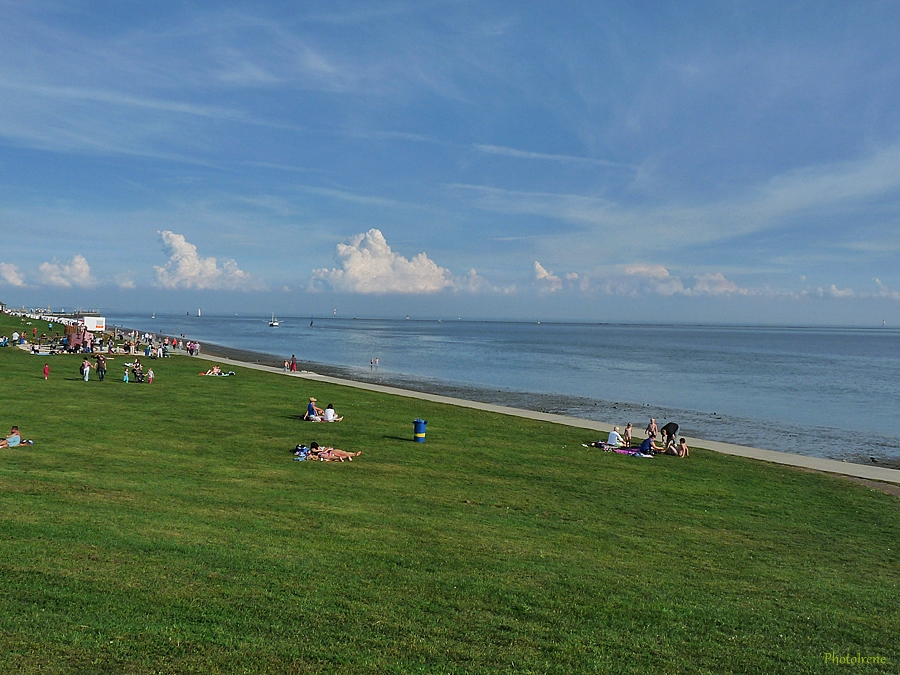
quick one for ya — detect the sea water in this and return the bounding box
[107,314,900,464]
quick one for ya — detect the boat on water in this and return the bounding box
[269,314,279,327]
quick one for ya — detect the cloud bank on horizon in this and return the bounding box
[1,2,900,322]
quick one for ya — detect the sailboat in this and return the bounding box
[151,312,156,319]
[269,313,279,327]
[197,308,201,317]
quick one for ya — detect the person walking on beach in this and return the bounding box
[123,366,129,383]
[147,368,154,384]
[290,355,297,372]
[81,357,93,382]
[96,354,107,382]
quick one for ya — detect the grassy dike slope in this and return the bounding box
[0,315,897,674]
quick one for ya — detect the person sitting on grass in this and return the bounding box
[323,404,343,422]
[582,426,624,449]
[639,436,660,455]
[0,426,33,448]
[607,426,625,447]
[677,438,690,458]
[304,397,324,421]
[308,441,361,462]
[663,436,679,455]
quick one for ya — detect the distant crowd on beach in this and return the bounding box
[585,417,689,458]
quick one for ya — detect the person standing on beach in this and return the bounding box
[147,368,154,384]
[43,363,50,380]
[645,418,658,441]
[290,355,297,372]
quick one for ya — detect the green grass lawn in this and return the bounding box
[0,314,897,674]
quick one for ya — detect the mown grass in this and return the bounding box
[0,313,897,674]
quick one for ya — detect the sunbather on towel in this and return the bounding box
[308,441,361,462]
[0,426,32,448]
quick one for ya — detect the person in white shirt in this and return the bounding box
[323,404,343,422]
[607,426,625,447]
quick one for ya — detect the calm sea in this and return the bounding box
[107,314,900,464]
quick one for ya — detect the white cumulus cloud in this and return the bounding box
[532,262,749,298]
[38,255,95,288]
[311,229,454,294]
[875,279,900,300]
[154,231,263,290]
[818,284,855,298]
[0,262,26,287]
[691,272,745,295]
[532,261,562,294]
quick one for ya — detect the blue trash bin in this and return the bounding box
[413,419,427,442]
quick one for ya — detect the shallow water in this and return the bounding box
[108,314,900,464]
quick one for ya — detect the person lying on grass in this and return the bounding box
[0,426,33,448]
[308,441,361,462]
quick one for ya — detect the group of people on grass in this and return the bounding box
[293,441,361,462]
[293,395,355,462]
[303,397,343,422]
[0,426,33,448]
[586,417,690,458]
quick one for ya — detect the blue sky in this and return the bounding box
[2,0,900,324]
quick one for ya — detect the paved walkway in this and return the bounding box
[195,353,900,486]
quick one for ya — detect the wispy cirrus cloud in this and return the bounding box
[474,144,631,168]
[451,143,900,262]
